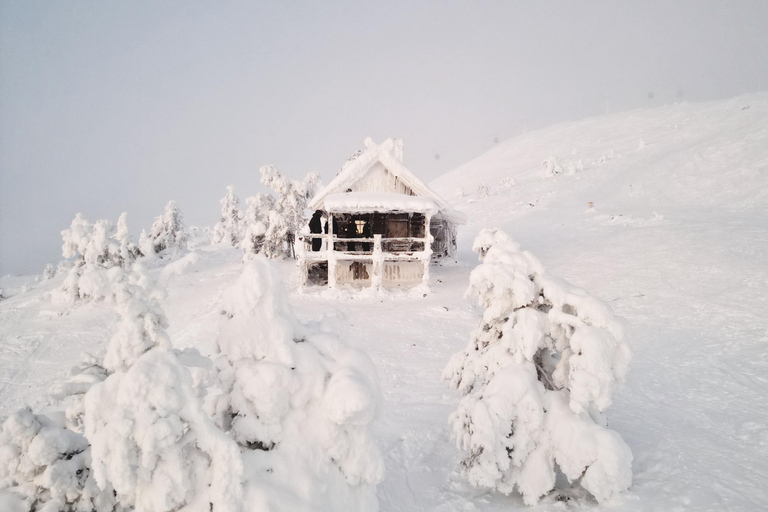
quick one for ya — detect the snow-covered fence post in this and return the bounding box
[372,234,383,291]
[422,213,433,285]
[327,213,336,289]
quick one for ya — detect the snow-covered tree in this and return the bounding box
[81,264,240,511]
[57,213,139,302]
[113,213,141,267]
[259,166,321,259]
[240,193,274,260]
[148,201,187,254]
[208,257,383,510]
[84,349,242,512]
[443,229,633,505]
[476,180,490,200]
[212,185,243,247]
[43,264,56,281]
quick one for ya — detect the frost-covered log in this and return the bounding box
[443,228,632,505]
[209,257,383,510]
[213,185,244,247]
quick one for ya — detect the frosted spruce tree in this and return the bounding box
[259,166,321,259]
[207,257,383,510]
[147,201,187,254]
[240,193,274,260]
[443,229,633,505]
[212,185,244,247]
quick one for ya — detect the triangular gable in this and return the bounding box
[309,138,453,214]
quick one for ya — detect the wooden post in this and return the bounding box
[372,234,383,291]
[422,213,433,285]
[327,213,336,289]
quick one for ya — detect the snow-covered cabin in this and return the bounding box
[298,137,466,289]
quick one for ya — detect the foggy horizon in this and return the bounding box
[3,1,768,276]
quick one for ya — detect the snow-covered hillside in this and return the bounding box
[1,94,767,511]
[431,94,768,510]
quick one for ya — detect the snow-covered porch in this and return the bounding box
[298,192,438,290]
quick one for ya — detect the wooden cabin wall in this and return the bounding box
[333,260,423,286]
[348,162,415,196]
[383,261,423,284]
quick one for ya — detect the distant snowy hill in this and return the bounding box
[1,94,766,511]
[430,94,768,509]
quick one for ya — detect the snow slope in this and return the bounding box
[1,94,767,511]
[430,94,768,510]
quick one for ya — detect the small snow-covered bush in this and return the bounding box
[146,201,187,255]
[209,257,383,510]
[539,156,564,179]
[443,228,632,505]
[0,408,118,512]
[213,185,244,247]
[498,177,517,190]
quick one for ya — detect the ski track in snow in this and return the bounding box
[2,95,768,510]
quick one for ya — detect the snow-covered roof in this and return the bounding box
[310,138,466,224]
[324,192,439,215]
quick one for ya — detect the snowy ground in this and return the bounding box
[2,94,767,511]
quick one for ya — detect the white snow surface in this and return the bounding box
[324,192,440,215]
[1,94,767,510]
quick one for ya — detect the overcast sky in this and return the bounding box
[2,0,768,276]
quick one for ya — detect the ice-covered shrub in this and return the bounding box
[147,201,187,254]
[0,409,118,512]
[443,228,632,505]
[213,185,244,247]
[208,257,383,510]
